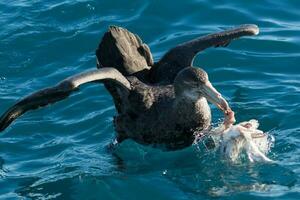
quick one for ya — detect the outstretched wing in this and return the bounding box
[150,24,259,83]
[0,68,131,132]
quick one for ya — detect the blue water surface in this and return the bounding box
[0,0,300,199]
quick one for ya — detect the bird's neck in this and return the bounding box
[173,95,211,128]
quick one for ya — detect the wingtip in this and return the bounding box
[241,24,259,35]
[109,25,126,33]
[0,111,13,133]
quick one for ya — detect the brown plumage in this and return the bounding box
[0,24,259,150]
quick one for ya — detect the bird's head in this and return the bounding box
[174,67,230,113]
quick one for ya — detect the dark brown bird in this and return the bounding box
[0,24,259,150]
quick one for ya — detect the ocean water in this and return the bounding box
[0,0,300,199]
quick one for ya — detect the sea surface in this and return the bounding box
[0,0,300,199]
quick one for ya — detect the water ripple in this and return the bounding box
[1,0,300,199]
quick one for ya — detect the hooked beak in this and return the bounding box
[201,81,230,113]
